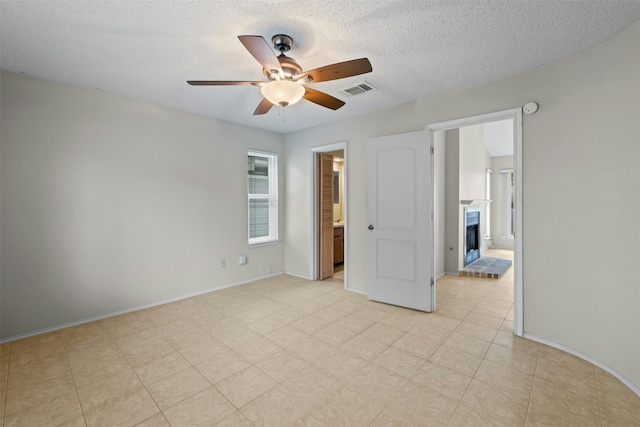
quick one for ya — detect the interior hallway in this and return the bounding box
[1,260,639,426]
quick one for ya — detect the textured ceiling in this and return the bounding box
[2,1,640,133]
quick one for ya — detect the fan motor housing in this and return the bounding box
[263,55,302,80]
[272,34,293,52]
[262,35,303,80]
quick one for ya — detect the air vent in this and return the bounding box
[339,81,376,97]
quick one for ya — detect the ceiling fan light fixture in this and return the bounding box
[261,80,305,107]
[188,35,372,115]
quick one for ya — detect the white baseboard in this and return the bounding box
[345,287,366,296]
[490,243,514,250]
[283,270,313,281]
[523,333,640,398]
[0,272,285,344]
[284,269,361,295]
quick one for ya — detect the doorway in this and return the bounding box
[427,108,523,336]
[311,142,348,288]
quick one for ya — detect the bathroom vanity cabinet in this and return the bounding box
[333,225,344,264]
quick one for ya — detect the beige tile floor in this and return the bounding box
[1,252,639,426]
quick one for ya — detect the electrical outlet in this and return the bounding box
[220,258,226,268]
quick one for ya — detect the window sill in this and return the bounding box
[248,240,281,248]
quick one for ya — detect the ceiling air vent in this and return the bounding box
[339,81,376,97]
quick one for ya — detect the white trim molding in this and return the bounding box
[282,270,313,281]
[310,141,349,290]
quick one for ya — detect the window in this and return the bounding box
[248,150,278,245]
[500,169,515,238]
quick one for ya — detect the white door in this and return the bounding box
[317,153,334,280]
[366,130,434,312]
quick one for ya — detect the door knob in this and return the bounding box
[368,225,374,230]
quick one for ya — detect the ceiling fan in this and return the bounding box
[187,34,372,115]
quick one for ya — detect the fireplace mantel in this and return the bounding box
[460,199,492,206]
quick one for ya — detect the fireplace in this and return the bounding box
[464,207,481,266]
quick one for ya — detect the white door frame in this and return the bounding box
[426,108,524,337]
[310,141,348,289]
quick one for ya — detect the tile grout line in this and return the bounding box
[60,335,89,426]
[442,322,492,426]
[112,333,167,425]
[353,322,411,426]
[135,312,253,424]
[2,344,11,427]
[523,344,542,426]
[593,366,605,427]
[363,329,419,426]
[441,285,513,426]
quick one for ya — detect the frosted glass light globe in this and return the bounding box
[261,80,305,107]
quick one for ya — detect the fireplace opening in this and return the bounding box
[465,208,481,266]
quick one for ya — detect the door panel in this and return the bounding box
[367,130,434,312]
[377,240,416,281]
[318,153,334,280]
[377,148,416,229]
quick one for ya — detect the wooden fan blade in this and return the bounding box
[299,58,372,83]
[303,87,345,110]
[238,35,283,75]
[187,80,263,86]
[254,98,273,115]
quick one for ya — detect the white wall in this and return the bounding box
[490,155,515,249]
[443,130,461,274]
[284,21,640,390]
[0,71,285,339]
[484,119,514,157]
[459,124,491,201]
